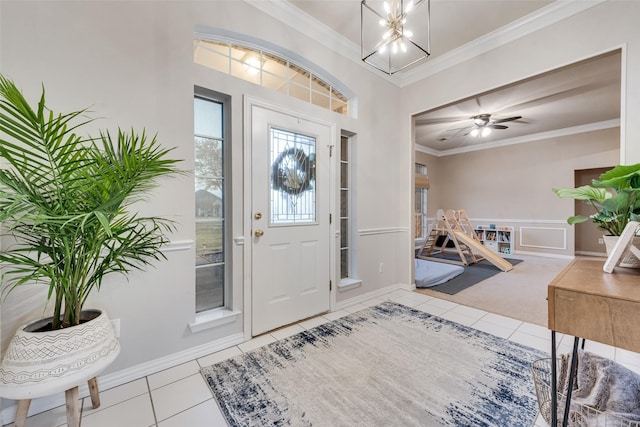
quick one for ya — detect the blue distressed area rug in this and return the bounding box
[201,302,546,426]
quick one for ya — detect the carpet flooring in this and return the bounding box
[415,254,574,327]
[202,301,547,426]
[425,257,523,295]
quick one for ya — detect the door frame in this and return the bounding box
[242,96,337,339]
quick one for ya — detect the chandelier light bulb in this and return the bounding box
[379,44,387,54]
[383,29,393,40]
[383,1,391,14]
[405,0,415,13]
[392,41,398,54]
[400,41,407,53]
[481,127,492,137]
[404,29,413,38]
[379,19,387,26]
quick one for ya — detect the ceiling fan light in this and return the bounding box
[470,128,479,137]
[481,127,492,137]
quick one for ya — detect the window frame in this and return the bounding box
[415,163,428,242]
[339,134,360,288]
[193,87,232,314]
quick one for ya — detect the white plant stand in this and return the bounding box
[0,309,120,427]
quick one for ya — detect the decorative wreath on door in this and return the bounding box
[271,148,314,195]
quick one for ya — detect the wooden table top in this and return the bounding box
[548,258,640,352]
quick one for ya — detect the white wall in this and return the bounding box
[0,1,410,419]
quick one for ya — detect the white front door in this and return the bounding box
[250,104,332,336]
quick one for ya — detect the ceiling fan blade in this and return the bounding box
[488,124,509,130]
[491,115,522,124]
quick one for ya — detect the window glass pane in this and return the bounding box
[263,53,288,79]
[311,75,331,96]
[340,219,348,247]
[230,44,255,61]
[289,83,310,103]
[263,71,287,92]
[340,249,348,279]
[194,99,222,138]
[340,138,349,160]
[340,162,348,187]
[194,96,225,312]
[340,189,348,217]
[197,40,229,56]
[289,64,310,86]
[270,128,316,224]
[196,264,224,312]
[311,91,330,109]
[194,38,350,117]
[231,58,261,85]
[332,97,348,116]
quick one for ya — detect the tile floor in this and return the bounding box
[6,288,640,427]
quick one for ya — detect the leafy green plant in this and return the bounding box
[553,163,640,236]
[0,76,182,329]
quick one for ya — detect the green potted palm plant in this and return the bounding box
[553,163,640,266]
[0,75,182,408]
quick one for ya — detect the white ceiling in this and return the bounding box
[278,0,621,155]
[291,0,553,60]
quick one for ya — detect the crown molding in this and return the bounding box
[243,0,402,86]
[418,118,620,157]
[245,0,605,88]
[399,0,606,87]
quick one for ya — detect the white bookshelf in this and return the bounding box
[474,225,514,255]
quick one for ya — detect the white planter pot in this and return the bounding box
[0,309,120,400]
[603,235,640,268]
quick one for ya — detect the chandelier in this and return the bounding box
[361,0,431,75]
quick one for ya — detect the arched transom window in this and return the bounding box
[194,39,349,116]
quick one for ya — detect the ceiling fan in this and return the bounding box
[466,113,522,137]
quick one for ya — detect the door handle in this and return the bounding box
[254,229,264,237]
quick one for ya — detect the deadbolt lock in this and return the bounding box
[254,212,262,220]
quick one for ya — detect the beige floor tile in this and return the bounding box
[237,334,277,353]
[471,319,516,339]
[157,399,227,427]
[299,316,328,330]
[82,378,148,416]
[151,373,213,422]
[341,302,369,313]
[147,360,201,390]
[323,309,350,321]
[81,394,155,427]
[197,346,243,367]
[270,324,306,340]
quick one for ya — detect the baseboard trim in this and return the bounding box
[515,250,574,260]
[1,332,245,424]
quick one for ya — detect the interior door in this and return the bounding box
[250,104,331,335]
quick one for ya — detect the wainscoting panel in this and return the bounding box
[519,227,567,250]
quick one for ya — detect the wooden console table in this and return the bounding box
[547,258,640,426]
